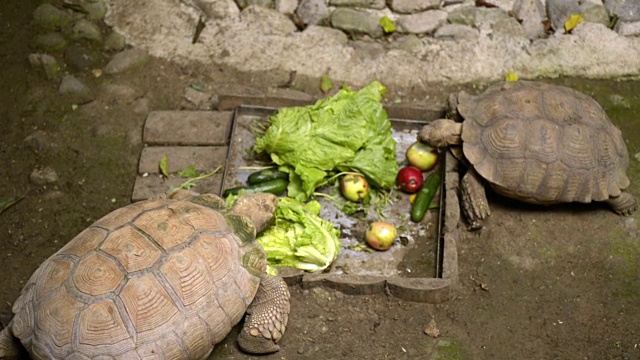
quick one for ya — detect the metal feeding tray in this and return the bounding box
[221,105,458,303]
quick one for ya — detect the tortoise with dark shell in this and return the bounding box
[419,81,636,229]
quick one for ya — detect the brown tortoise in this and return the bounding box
[419,81,637,229]
[0,191,290,359]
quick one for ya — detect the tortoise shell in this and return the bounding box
[9,196,267,359]
[459,81,630,204]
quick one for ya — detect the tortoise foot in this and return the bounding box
[607,192,637,216]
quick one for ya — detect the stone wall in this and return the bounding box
[32,0,640,89]
[230,0,638,40]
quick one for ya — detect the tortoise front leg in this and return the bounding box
[0,322,22,359]
[460,167,490,230]
[237,273,290,354]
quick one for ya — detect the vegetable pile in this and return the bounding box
[253,81,397,202]
[256,197,341,272]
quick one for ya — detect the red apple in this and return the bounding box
[406,142,439,171]
[396,166,423,193]
[341,174,370,202]
[365,221,398,251]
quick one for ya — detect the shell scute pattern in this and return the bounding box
[160,247,215,308]
[72,252,124,296]
[133,207,196,251]
[76,300,134,355]
[464,81,629,202]
[8,197,266,359]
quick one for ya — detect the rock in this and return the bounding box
[238,6,297,35]
[183,87,214,109]
[23,130,57,155]
[351,40,386,59]
[198,0,241,18]
[100,83,142,104]
[387,0,440,13]
[330,0,386,10]
[330,8,384,37]
[70,19,103,42]
[397,10,448,34]
[434,23,480,40]
[296,0,330,25]
[59,75,94,104]
[30,166,59,185]
[390,34,425,53]
[235,0,274,9]
[513,0,547,39]
[33,4,73,30]
[488,0,516,12]
[104,49,150,74]
[615,20,640,36]
[33,33,68,52]
[547,0,581,31]
[275,0,298,13]
[491,17,527,38]
[604,0,640,22]
[104,32,127,51]
[28,54,60,80]
[580,0,611,26]
[64,43,99,70]
[82,0,108,20]
[301,25,350,45]
[447,6,510,29]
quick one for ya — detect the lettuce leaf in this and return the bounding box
[254,81,397,202]
[257,198,341,272]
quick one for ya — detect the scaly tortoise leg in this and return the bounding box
[460,167,490,231]
[0,321,22,360]
[237,273,290,354]
[606,192,637,216]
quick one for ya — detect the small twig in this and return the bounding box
[237,166,276,171]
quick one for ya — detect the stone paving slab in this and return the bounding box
[143,110,232,145]
[138,146,228,174]
[133,110,232,201]
[131,174,224,202]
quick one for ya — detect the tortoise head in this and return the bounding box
[230,193,278,234]
[418,119,463,148]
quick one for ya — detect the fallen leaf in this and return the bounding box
[380,16,396,34]
[190,82,206,92]
[177,164,198,178]
[159,156,169,177]
[0,196,21,215]
[320,74,333,94]
[505,71,519,81]
[564,14,583,32]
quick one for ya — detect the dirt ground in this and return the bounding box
[1,1,639,359]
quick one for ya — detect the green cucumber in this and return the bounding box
[223,179,288,197]
[246,169,289,184]
[411,172,441,222]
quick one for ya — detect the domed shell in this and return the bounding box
[10,197,266,359]
[459,81,630,204]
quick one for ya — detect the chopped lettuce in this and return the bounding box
[253,81,397,202]
[257,197,341,272]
